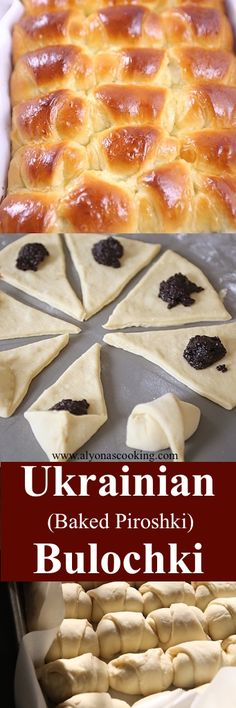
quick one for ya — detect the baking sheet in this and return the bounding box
[0,232,235,462]
[0,0,236,203]
[11,581,236,708]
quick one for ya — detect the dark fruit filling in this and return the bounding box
[16,243,49,271]
[159,272,204,309]
[183,335,227,370]
[50,399,89,415]
[216,364,228,373]
[92,236,123,268]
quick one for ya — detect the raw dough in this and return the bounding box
[192,583,236,611]
[62,584,92,621]
[205,598,236,641]
[0,233,85,320]
[103,323,236,409]
[45,619,99,662]
[97,612,158,659]
[139,582,195,616]
[126,393,200,462]
[104,250,231,329]
[221,635,236,660]
[0,334,68,417]
[65,234,160,320]
[148,603,208,650]
[108,648,173,696]
[88,582,143,623]
[24,343,107,460]
[38,654,109,704]
[0,290,80,339]
[56,695,129,708]
[167,640,226,689]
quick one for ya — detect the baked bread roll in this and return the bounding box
[62,583,92,620]
[56,695,129,708]
[97,611,158,659]
[180,130,236,175]
[167,640,226,688]
[162,6,233,50]
[169,47,236,86]
[88,582,143,622]
[139,582,195,615]
[38,653,109,703]
[45,619,99,662]
[108,647,173,695]
[22,1,225,16]
[147,603,208,650]
[205,598,236,641]
[192,582,236,611]
[7,143,88,192]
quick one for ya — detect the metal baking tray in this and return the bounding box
[0,232,235,462]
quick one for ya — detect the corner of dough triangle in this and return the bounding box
[65,233,160,319]
[0,233,85,321]
[103,250,231,329]
[0,291,80,339]
[103,322,236,409]
[24,343,108,460]
[0,334,69,417]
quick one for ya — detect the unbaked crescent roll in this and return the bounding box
[139,582,195,615]
[88,582,143,623]
[192,582,236,611]
[62,583,92,620]
[221,634,236,661]
[108,648,173,696]
[56,694,129,708]
[148,603,208,650]
[45,619,99,662]
[167,640,225,688]
[38,653,109,704]
[97,611,158,659]
[205,598,236,641]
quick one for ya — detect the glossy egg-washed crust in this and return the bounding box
[1,0,236,233]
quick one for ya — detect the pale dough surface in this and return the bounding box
[205,598,236,641]
[45,618,99,662]
[62,584,92,621]
[104,250,231,329]
[103,323,236,409]
[0,290,80,338]
[0,233,85,320]
[139,582,195,616]
[167,640,225,689]
[148,603,208,650]
[126,393,200,462]
[24,343,107,460]
[221,635,236,658]
[108,648,173,696]
[38,654,109,704]
[0,334,68,417]
[192,583,236,611]
[65,234,160,320]
[56,695,129,708]
[88,582,143,623]
[97,612,158,659]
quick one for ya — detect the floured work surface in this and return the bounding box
[1,1,236,232]
[0,232,235,462]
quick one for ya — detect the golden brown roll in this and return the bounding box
[22,1,225,16]
[175,84,236,133]
[180,130,236,175]
[162,5,233,50]
[170,47,236,86]
[85,6,164,50]
[8,143,88,192]
[138,160,195,233]
[94,48,170,87]
[0,192,59,233]
[13,12,85,63]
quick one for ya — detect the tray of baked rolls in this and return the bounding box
[0,0,236,233]
[10,580,236,708]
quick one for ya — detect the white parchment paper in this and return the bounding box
[14,582,236,708]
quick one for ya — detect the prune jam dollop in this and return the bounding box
[50,399,89,415]
[16,243,49,271]
[216,364,228,373]
[159,272,204,309]
[183,335,227,370]
[92,236,123,268]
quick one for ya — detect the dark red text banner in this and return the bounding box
[1,462,235,581]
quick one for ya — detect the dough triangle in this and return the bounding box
[0,291,80,339]
[0,334,69,417]
[104,323,236,409]
[0,233,85,321]
[65,234,160,319]
[25,343,108,460]
[104,250,231,329]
